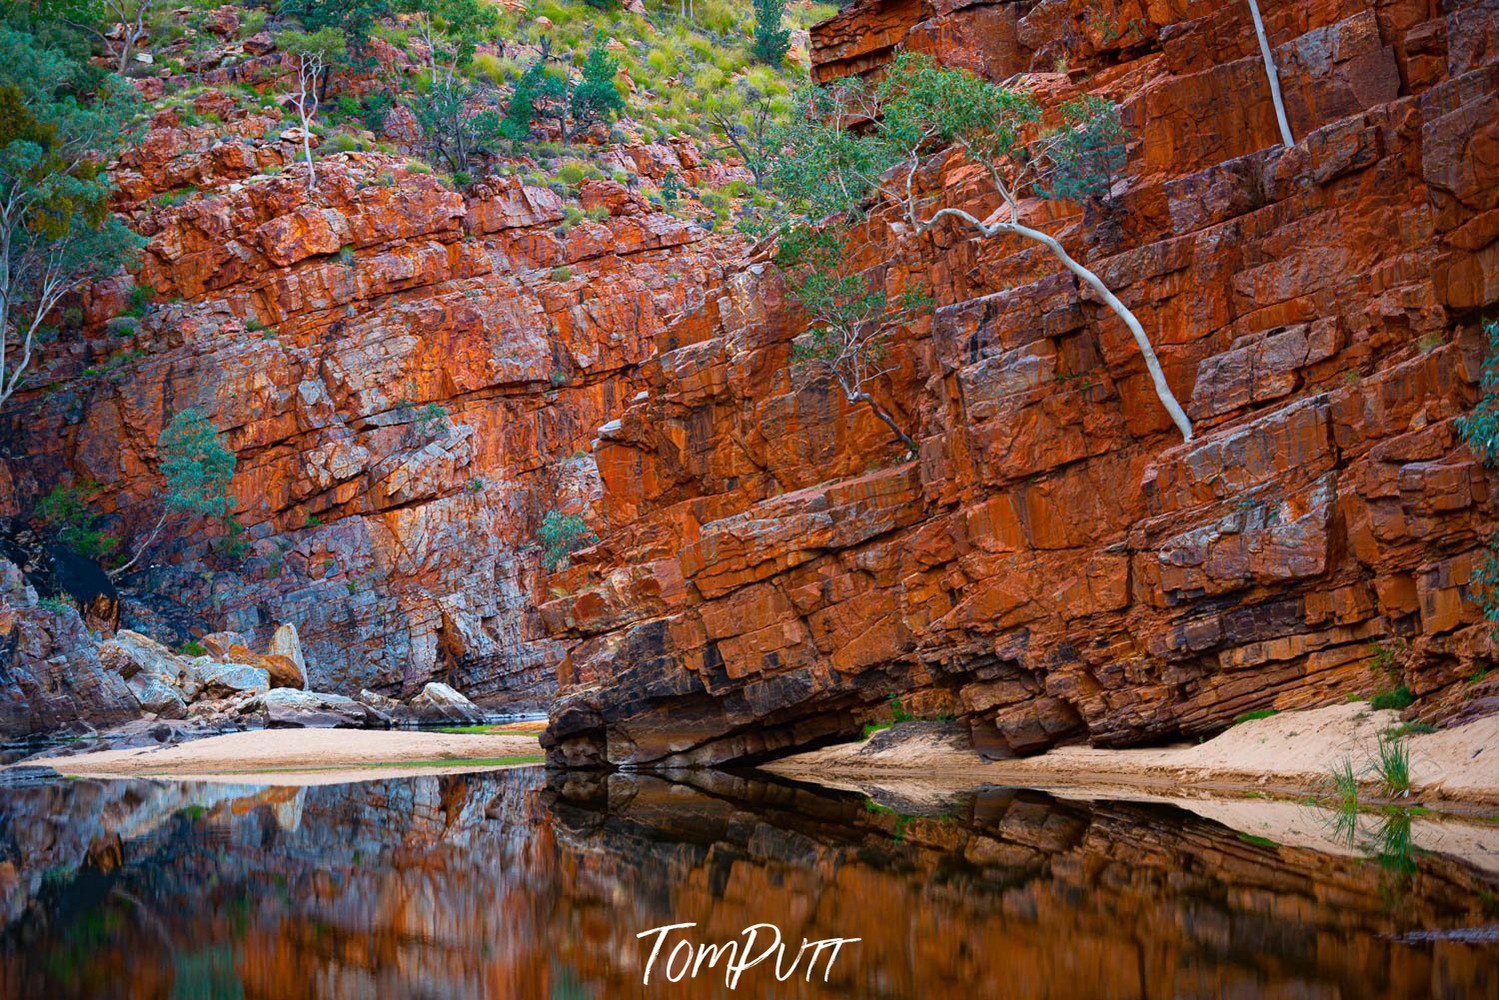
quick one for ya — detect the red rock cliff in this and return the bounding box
[0,88,746,716]
[542,0,1499,766]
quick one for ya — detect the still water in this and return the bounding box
[1,766,1497,998]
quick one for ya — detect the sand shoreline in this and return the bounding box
[764,701,1499,811]
[10,701,1499,812]
[12,727,546,784]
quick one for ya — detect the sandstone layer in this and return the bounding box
[0,81,745,734]
[543,0,1499,766]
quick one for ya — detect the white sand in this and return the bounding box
[767,702,1499,807]
[17,727,544,783]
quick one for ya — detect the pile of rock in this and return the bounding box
[98,625,489,732]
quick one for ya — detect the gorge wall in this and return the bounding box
[0,71,749,728]
[542,0,1499,766]
[3,0,1497,760]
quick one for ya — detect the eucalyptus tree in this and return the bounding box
[112,409,236,577]
[770,52,1195,443]
[773,224,929,452]
[0,20,141,411]
[278,27,346,192]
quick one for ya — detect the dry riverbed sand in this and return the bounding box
[766,701,1499,808]
[19,728,544,785]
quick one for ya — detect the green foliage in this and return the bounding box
[1329,756,1361,813]
[1458,322,1499,637]
[1386,721,1437,738]
[499,55,539,141]
[1233,708,1281,725]
[1034,95,1127,203]
[414,401,449,439]
[660,170,681,204]
[158,409,236,518]
[38,595,74,614]
[1458,321,1499,465]
[280,0,387,55]
[410,73,497,172]
[179,639,207,657]
[1374,732,1412,798]
[537,510,598,571]
[359,92,394,133]
[570,39,625,135]
[751,0,790,65]
[1367,639,1413,709]
[1370,686,1415,711]
[216,514,250,561]
[0,18,144,407]
[773,224,928,450]
[35,481,118,559]
[277,26,349,65]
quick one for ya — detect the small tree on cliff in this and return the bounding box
[770,53,1195,442]
[278,28,346,193]
[752,0,791,66]
[0,20,142,411]
[53,0,161,75]
[112,409,236,578]
[775,224,928,453]
[567,40,625,141]
[397,0,498,175]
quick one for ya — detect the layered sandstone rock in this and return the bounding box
[543,0,1499,766]
[0,84,743,710]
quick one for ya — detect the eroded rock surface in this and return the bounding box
[542,0,1499,766]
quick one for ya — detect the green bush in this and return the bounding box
[35,482,119,560]
[537,510,598,571]
[752,0,791,65]
[1371,686,1414,711]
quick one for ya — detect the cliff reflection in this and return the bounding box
[1,768,1496,998]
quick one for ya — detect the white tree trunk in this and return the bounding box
[1010,221,1195,442]
[295,54,322,192]
[109,509,169,579]
[1247,0,1295,148]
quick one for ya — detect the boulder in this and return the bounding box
[265,624,309,688]
[194,661,270,699]
[258,689,390,729]
[123,673,187,720]
[225,643,303,690]
[100,631,201,701]
[199,631,248,659]
[409,682,486,724]
[357,688,402,712]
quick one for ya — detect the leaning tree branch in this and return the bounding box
[908,200,1194,442]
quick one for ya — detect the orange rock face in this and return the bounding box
[543,0,1499,766]
[1,93,744,708]
[3,1,1496,759]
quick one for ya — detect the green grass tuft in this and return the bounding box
[1232,708,1281,725]
[1370,686,1414,711]
[1374,732,1412,798]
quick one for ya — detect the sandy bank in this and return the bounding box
[15,727,544,783]
[766,702,1499,809]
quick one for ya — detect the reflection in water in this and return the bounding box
[1,767,1497,998]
